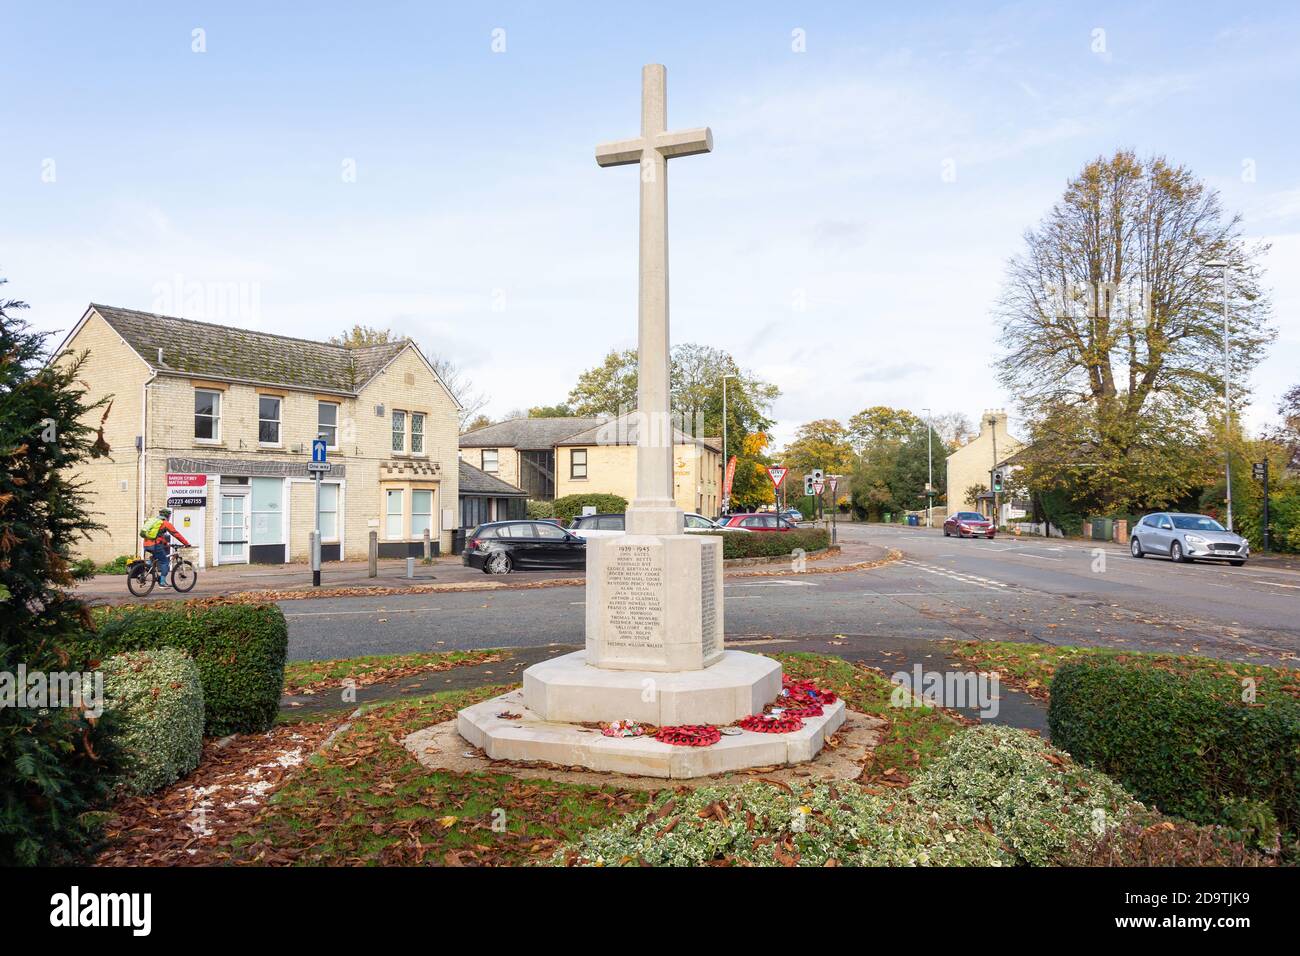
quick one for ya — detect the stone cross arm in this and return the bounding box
[595,127,713,167]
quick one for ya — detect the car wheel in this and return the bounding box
[1130,537,1144,559]
[1170,541,1186,563]
[485,552,513,575]
[942,527,949,537]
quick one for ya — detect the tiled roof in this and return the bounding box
[555,413,720,451]
[458,417,604,450]
[458,459,527,497]
[90,304,407,394]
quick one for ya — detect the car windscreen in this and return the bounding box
[1171,515,1225,532]
[957,513,985,521]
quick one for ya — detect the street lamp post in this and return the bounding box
[923,407,933,528]
[1205,259,1233,531]
[722,373,736,514]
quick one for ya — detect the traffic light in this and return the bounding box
[804,475,815,496]
[992,471,1004,492]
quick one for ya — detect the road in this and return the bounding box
[282,523,1300,667]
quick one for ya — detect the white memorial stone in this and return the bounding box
[457,65,840,776]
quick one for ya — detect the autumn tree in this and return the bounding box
[996,151,1274,513]
[729,431,776,508]
[783,419,854,480]
[565,344,778,465]
[528,403,576,418]
[847,406,922,454]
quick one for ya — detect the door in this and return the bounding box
[533,521,582,568]
[1151,514,1173,553]
[218,493,249,564]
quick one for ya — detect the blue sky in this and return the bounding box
[3,1,1298,444]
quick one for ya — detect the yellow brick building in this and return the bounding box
[56,304,462,566]
[460,414,722,516]
[943,410,1024,522]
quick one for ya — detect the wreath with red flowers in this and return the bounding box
[738,713,804,734]
[782,676,838,706]
[655,724,722,747]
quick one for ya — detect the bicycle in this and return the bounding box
[126,545,198,596]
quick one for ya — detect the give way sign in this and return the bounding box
[766,466,788,488]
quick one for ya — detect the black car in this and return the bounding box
[462,520,586,574]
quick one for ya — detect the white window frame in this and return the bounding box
[392,409,407,454]
[194,388,222,443]
[258,395,282,446]
[481,449,499,473]
[411,489,433,538]
[410,412,425,455]
[318,401,339,449]
[385,489,404,539]
[319,482,340,542]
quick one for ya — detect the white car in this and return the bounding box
[567,512,743,540]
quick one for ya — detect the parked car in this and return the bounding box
[569,512,735,539]
[1129,512,1248,566]
[943,512,996,539]
[716,513,796,532]
[462,520,586,574]
[779,508,804,525]
[566,513,626,540]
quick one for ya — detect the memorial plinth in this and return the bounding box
[584,532,723,671]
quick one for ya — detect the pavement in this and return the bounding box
[74,537,888,604]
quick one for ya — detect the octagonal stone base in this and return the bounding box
[523,649,780,726]
[457,687,846,779]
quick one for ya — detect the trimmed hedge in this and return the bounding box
[83,603,287,736]
[102,648,204,795]
[1049,660,1300,840]
[551,493,628,524]
[702,527,830,560]
[556,726,1137,867]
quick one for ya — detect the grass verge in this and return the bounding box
[282,649,505,696]
[946,640,1300,702]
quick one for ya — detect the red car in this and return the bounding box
[717,514,796,532]
[943,511,996,539]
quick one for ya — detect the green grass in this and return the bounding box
[775,652,964,782]
[234,686,650,866]
[946,640,1300,701]
[281,648,505,695]
[229,653,964,864]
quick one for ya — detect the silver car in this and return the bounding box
[1129,512,1249,566]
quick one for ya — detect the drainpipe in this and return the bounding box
[138,370,157,555]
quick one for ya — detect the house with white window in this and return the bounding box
[57,304,461,566]
[460,414,722,515]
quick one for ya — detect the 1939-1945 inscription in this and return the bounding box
[604,545,664,650]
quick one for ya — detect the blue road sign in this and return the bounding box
[311,439,327,463]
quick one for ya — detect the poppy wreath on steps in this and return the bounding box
[738,713,805,734]
[782,676,839,706]
[778,701,824,719]
[655,725,722,747]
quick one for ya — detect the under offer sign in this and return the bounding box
[766,465,787,489]
[165,473,207,508]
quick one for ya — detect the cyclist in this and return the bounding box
[140,507,191,588]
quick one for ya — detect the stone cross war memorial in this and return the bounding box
[456,65,845,777]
